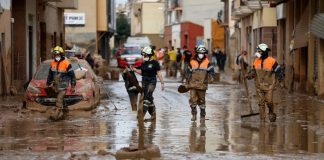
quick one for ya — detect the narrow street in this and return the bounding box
[0,72,324,159]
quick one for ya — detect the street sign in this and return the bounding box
[64,13,85,25]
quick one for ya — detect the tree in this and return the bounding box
[115,13,130,47]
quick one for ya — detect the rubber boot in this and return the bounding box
[269,112,276,122]
[50,91,65,120]
[259,106,266,122]
[200,108,206,120]
[143,104,148,117]
[148,105,156,121]
[268,105,277,122]
[191,106,197,121]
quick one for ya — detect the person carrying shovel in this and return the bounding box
[184,45,216,121]
[245,43,284,122]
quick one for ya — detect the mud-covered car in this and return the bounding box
[117,44,143,68]
[25,58,101,112]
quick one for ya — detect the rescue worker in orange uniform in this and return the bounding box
[246,43,284,122]
[46,46,76,120]
[186,45,216,121]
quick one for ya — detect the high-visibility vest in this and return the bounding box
[190,58,209,70]
[188,58,210,90]
[253,57,277,90]
[50,59,71,73]
[253,57,276,71]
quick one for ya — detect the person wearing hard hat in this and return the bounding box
[186,45,216,121]
[46,46,76,120]
[246,43,284,122]
[131,46,165,121]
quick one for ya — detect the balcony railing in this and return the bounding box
[231,0,272,20]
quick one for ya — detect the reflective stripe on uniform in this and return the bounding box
[274,64,281,72]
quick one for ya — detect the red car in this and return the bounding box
[117,45,143,68]
[25,58,101,112]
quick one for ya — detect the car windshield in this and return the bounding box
[122,47,141,55]
[34,63,51,80]
[34,60,96,80]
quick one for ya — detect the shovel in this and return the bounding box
[241,72,259,118]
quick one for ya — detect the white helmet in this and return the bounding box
[196,45,207,54]
[142,46,153,56]
[257,43,269,52]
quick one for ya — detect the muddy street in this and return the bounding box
[0,77,324,159]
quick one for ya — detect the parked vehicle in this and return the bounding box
[117,44,143,68]
[126,36,151,48]
[24,57,101,112]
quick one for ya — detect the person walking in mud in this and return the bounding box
[46,46,76,120]
[131,46,165,121]
[186,45,216,121]
[181,45,192,83]
[236,50,249,83]
[245,43,284,122]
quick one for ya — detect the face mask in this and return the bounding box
[143,57,150,61]
[255,52,261,58]
[198,53,204,59]
[55,56,61,62]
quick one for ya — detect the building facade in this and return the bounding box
[275,0,324,97]
[0,0,12,95]
[130,0,165,48]
[0,0,77,94]
[228,0,324,98]
[65,0,115,61]
[230,0,277,70]
[165,0,224,53]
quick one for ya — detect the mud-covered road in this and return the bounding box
[0,77,324,159]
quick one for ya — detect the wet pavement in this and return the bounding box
[0,73,324,159]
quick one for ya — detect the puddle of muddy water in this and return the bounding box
[0,80,323,159]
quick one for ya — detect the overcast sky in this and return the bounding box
[116,0,127,5]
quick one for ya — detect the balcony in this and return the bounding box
[56,0,78,9]
[244,0,271,11]
[232,5,253,18]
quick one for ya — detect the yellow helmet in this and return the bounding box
[51,46,64,55]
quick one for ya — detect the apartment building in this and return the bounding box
[65,0,116,61]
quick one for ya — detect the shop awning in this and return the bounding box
[293,4,309,49]
[310,13,324,40]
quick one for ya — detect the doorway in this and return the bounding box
[28,26,33,81]
[0,42,2,95]
[299,47,308,91]
[40,22,46,62]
